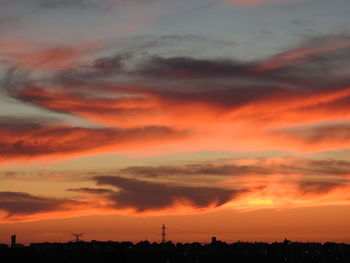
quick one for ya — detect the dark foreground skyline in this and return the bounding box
[2,0,350,246]
[2,239,350,263]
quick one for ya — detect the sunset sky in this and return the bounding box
[1,0,350,245]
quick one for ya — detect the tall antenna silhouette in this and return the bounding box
[161,224,167,244]
[71,232,84,242]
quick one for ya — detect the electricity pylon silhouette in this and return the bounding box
[71,232,84,242]
[161,224,167,244]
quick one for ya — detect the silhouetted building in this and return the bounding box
[0,244,8,249]
[11,235,16,248]
[2,239,350,263]
[283,238,291,245]
[211,237,217,244]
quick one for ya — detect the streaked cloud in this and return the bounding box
[0,117,187,162]
[120,158,350,178]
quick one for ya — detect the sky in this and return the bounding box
[1,0,350,245]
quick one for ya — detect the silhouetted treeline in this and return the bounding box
[1,239,350,263]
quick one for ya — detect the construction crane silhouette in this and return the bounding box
[71,233,84,242]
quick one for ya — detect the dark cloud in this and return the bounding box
[120,158,350,179]
[278,123,350,144]
[0,116,56,129]
[94,176,246,212]
[0,68,29,95]
[136,56,250,78]
[66,187,115,195]
[120,34,235,56]
[120,164,245,177]
[133,35,350,87]
[0,0,103,9]
[297,180,347,195]
[0,191,74,217]
[4,34,350,117]
[285,159,350,176]
[92,54,127,74]
[37,0,94,8]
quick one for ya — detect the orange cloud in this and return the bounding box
[1,34,350,160]
[9,85,350,154]
[0,117,187,163]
